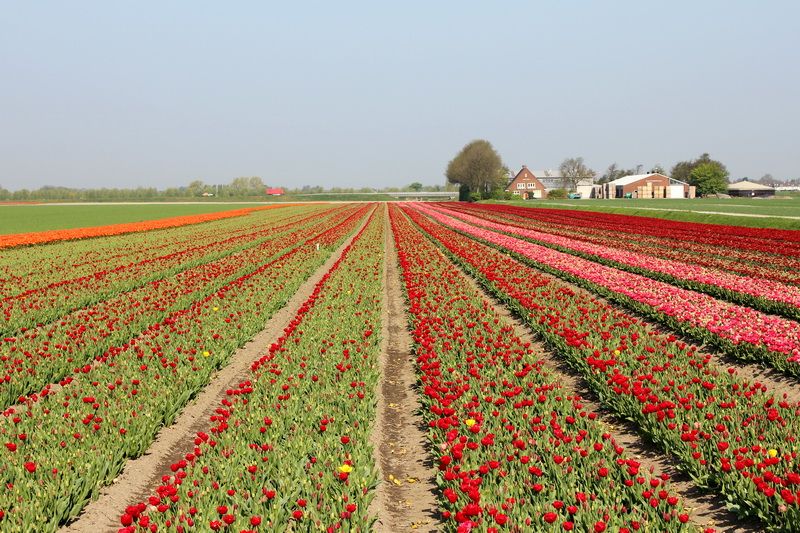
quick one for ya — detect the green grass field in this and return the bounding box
[485,196,800,230]
[0,203,264,234]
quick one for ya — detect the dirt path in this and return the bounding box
[440,247,762,532]
[368,213,440,532]
[60,213,373,533]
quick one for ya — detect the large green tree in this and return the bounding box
[446,140,506,199]
[690,162,729,196]
[671,153,727,184]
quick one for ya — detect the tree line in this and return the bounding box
[0,177,456,201]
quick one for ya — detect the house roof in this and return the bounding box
[606,173,664,186]
[530,169,563,179]
[728,180,775,191]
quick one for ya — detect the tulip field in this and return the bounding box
[1,201,800,532]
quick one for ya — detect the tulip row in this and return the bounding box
[437,204,800,320]
[474,204,800,258]
[390,205,695,532]
[0,205,318,300]
[0,205,340,336]
[0,205,372,532]
[119,205,386,533]
[403,204,800,531]
[414,204,800,373]
[0,205,366,411]
[0,205,293,250]
[448,203,800,286]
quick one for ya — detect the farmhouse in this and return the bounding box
[505,166,547,199]
[601,173,695,199]
[265,187,284,196]
[727,180,775,198]
[505,166,596,199]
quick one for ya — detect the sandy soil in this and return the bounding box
[368,213,441,532]
[59,214,372,533]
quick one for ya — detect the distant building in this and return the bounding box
[265,187,284,196]
[531,169,595,195]
[505,166,547,199]
[601,173,695,199]
[505,166,596,199]
[201,192,214,197]
[727,180,775,197]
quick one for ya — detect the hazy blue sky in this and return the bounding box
[1,1,798,190]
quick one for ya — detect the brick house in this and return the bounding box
[505,166,547,199]
[602,173,695,199]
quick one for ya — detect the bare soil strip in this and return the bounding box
[60,213,372,533]
[369,213,441,532]
[440,246,762,532]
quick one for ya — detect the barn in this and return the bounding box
[727,180,775,198]
[602,173,695,199]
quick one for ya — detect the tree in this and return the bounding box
[599,163,629,184]
[229,177,251,194]
[446,140,506,199]
[248,176,265,192]
[187,180,205,196]
[758,174,775,185]
[408,182,423,192]
[599,163,619,184]
[690,162,729,196]
[650,164,665,174]
[671,153,727,183]
[559,157,596,191]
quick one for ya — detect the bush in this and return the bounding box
[499,191,514,200]
[547,188,568,199]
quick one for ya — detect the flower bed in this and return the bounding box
[0,205,366,411]
[0,205,372,531]
[448,203,800,285]
[435,204,800,320]
[415,204,800,371]
[0,206,325,299]
[0,206,342,335]
[404,204,800,531]
[118,206,385,532]
[0,205,297,250]
[391,205,693,532]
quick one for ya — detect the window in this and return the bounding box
[517,183,525,189]
[513,190,520,195]
[527,182,536,189]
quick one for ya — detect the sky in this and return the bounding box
[1,1,798,191]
